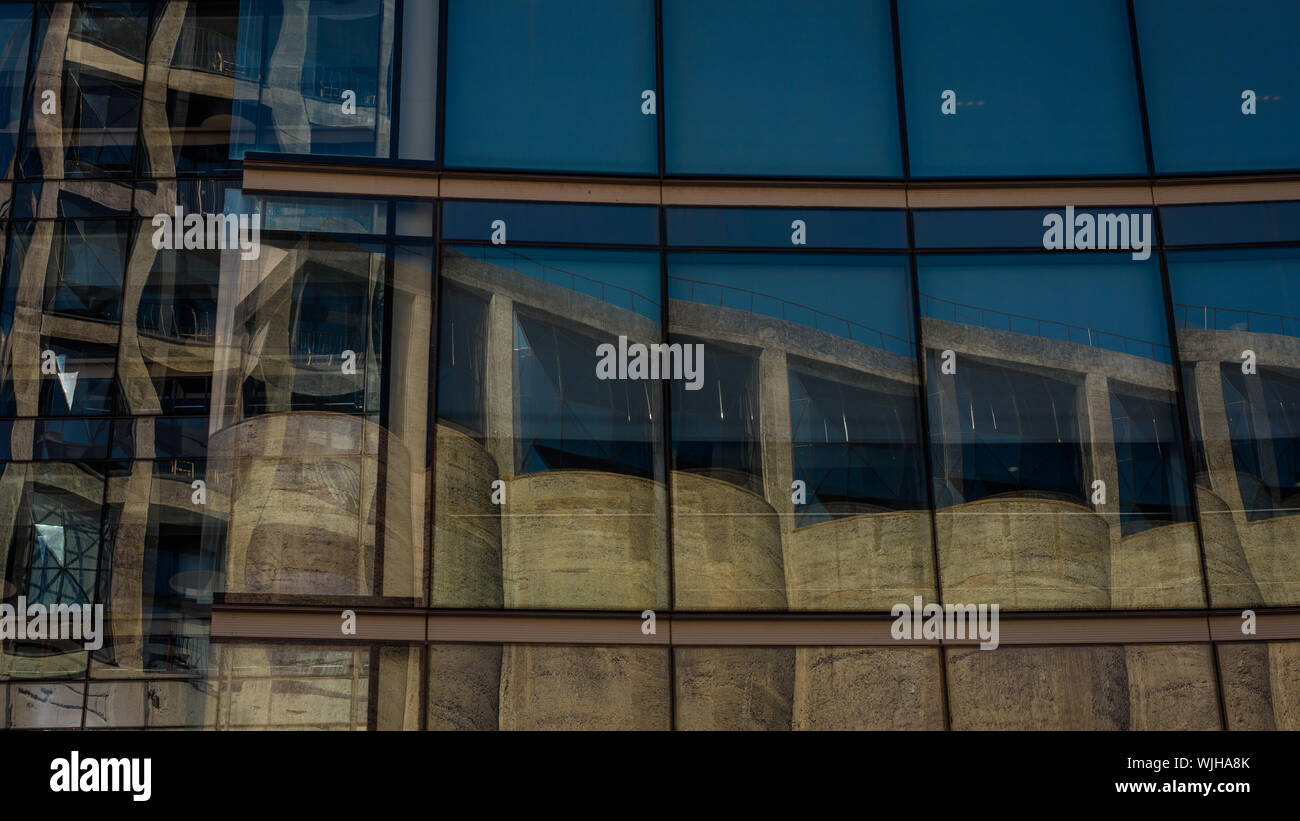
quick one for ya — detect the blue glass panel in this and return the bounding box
[442,201,658,246]
[663,0,901,178]
[667,252,914,356]
[450,245,660,323]
[443,0,657,173]
[914,207,1157,249]
[0,3,32,179]
[1161,202,1300,247]
[918,253,1172,362]
[1135,0,1300,174]
[231,0,395,159]
[1168,248,1300,338]
[666,207,906,249]
[898,0,1146,178]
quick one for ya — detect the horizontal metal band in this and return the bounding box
[210,606,1300,647]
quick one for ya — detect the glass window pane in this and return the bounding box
[663,0,902,178]
[667,250,932,610]
[139,0,242,176]
[442,0,657,174]
[667,206,907,249]
[0,3,34,178]
[433,242,668,610]
[919,251,1199,610]
[1135,0,1300,174]
[898,0,1146,178]
[1168,247,1300,607]
[231,0,396,159]
[19,2,150,179]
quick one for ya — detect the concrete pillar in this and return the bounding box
[483,293,515,477]
[1195,359,1247,522]
[1082,372,1121,531]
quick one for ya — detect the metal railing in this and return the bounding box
[462,245,661,319]
[1175,302,1300,337]
[137,302,215,342]
[922,293,1172,362]
[669,275,913,354]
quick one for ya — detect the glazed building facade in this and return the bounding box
[0,0,1298,730]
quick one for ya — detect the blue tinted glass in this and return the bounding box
[443,0,657,173]
[1168,248,1300,337]
[666,207,907,249]
[899,0,1146,177]
[450,245,661,322]
[1135,0,1300,174]
[919,253,1171,362]
[441,201,659,246]
[915,207,1156,249]
[668,252,914,356]
[1161,201,1300,247]
[231,0,395,159]
[0,4,32,178]
[19,2,149,179]
[663,0,901,178]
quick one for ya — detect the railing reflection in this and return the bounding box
[923,293,1172,363]
[1175,302,1300,337]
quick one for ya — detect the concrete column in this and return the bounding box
[1082,372,1121,530]
[1196,359,1247,524]
[929,354,963,502]
[483,293,515,478]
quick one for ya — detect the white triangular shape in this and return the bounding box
[54,354,78,408]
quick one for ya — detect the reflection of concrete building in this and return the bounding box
[435,249,669,612]
[1176,315,1300,606]
[436,248,934,615]
[923,307,1203,610]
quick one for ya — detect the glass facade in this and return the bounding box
[0,1,1296,733]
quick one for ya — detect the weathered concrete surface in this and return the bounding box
[675,647,795,730]
[672,473,786,610]
[1197,486,1265,607]
[936,498,1111,609]
[498,645,670,730]
[1218,641,1300,730]
[793,647,944,730]
[213,645,369,730]
[1112,522,1206,609]
[785,510,935,610]
[427,644,502,731]
[432,425,503,607]
[947,644,1220,730]
[1124,644,1221,730]
[501,471,668,610]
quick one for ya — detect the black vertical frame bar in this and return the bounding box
[653,0,665,179]
[425,198,442,612]
[657,201,675,729]
[391,0,405,160]
[1124,0,1157,178]
[366,644,379,729]
[434,0,449,167]
[905,209,949,730]
[889,0,910,180]
[1153,211,1229,730]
